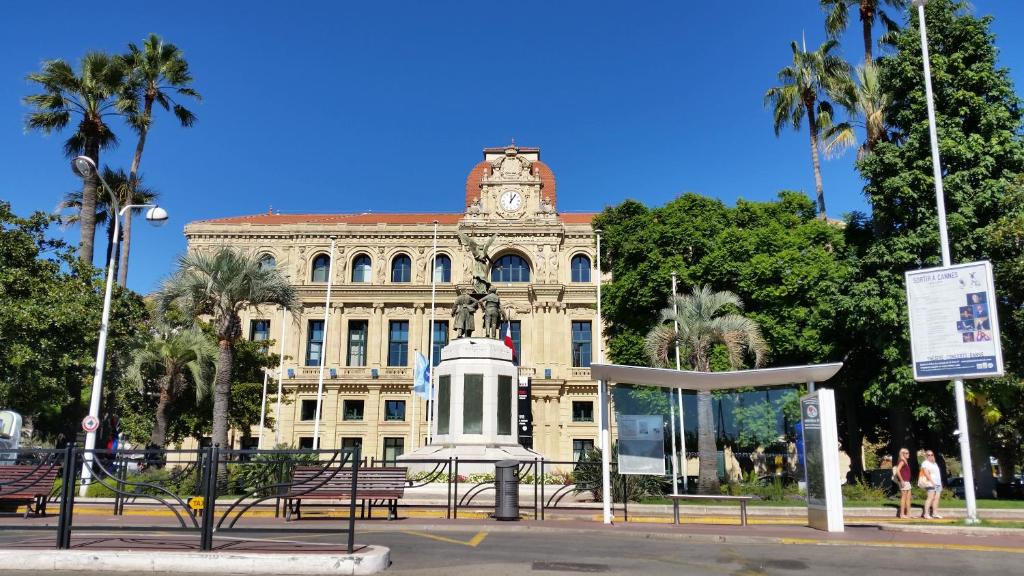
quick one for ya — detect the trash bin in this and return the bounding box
[494,460,520,521]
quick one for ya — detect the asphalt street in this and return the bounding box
[0,527,1020,575]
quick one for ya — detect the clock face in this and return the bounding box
[500,191,522,211]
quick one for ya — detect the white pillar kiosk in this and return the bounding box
[800,388,844,532]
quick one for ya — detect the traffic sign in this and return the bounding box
[188,496,204,511]
[81,415,99,433]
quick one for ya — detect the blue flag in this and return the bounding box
[413,351,431,400]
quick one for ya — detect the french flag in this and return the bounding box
[503,322,517,362]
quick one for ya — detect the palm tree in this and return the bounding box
[157,248,295,453]
[127,323,216,449]
[764,39,850,220]
[823,62,892,159]
[646,286,768,494]
[24,53,133,264]
[820,0,906,67]
[55,167,159,279]
[118,34,201,286]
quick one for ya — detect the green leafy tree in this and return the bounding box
[126,323,216,448]
[24,53,133,264]
[820,0,907,66]
[0,202,147,443]
[852,0,1024,494]
[157,248,295,451]
[645,286,768,494]
[765,39,850,219]
[119,34,200,285]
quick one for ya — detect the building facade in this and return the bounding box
[183,144,603,462]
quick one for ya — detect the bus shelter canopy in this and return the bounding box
[589,362,843,391]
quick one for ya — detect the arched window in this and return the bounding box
[433,254,451,283]
[311,254,330,282]
[491,254,531,283]
[570,254,591,283]
[391,254,412,283]
[258,253,276,271]
[352,254,372,283]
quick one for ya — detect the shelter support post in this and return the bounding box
[599,378,612,524]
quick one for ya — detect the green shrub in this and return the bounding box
[843,480,889,501]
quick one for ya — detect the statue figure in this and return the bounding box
[457,232,496,294]
[480,287,503,339]
[452,287,478,338]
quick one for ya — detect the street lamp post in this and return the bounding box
[71,156,168,497]
[912,0,979,523]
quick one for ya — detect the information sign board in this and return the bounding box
[905,261,1003,381]
[616,414,665,476]
[517,376,532,450]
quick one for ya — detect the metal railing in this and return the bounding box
[0,446,361,553]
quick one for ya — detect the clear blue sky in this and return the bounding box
[2,1,1022,294]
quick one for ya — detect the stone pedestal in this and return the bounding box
[399,338,541,474]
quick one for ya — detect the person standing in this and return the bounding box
[919,450,943,519]
[893,448,913,518]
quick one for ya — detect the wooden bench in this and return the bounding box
[0,464,60,518]
[284,466,407,521]
[666,494,759,526]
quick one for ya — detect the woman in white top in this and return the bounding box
[920,450,943,519]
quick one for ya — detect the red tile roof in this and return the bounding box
[191,211,597,226]
[194,213,465,226]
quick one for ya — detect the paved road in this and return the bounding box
[0,526,1019,575]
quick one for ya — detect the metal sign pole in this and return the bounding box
[312,237,337,450]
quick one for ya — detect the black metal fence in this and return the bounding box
[0,446,361,553]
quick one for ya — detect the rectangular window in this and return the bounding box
[571,321,592,368]
[388,320,409,366]
[306,319,325,367]
[437,375,451,435]
[342,399,364,421]
[431,321,449,367]
[298,437,314,450]
[249,319,270,342]
[497,375,512,435]
[341,437,362,450]
[300,399,318,421]
[464,374,483,434]
[572,401,594,422]
[347,320,368,367]
[573,439,595,463]
[383,437,404,464]
[500,320,522,365]
[385,399,406,421]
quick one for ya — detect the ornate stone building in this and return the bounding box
[183,144,602,462]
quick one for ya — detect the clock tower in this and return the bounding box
[464,143,557,220]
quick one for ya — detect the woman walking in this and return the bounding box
[893,448,912,518]
[919,450,943,519]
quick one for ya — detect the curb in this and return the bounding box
[0,546,391,575]
[877,522,1024,537]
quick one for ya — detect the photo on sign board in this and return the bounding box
[959,306,974,320]
[976,330,992,342]
[974,316,991,330]
[956,320,973,333]
[973,303,988,317]
[962,332,975,343]
[967,292,987,305]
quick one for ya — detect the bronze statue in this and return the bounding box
[452,287,478,338]
[457,232,496,294]
[480,286,503,339]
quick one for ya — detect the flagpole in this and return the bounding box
[595,229,605,450]
[257,368,269,449]
[672,272,687,493]
[312,236,336,450]
[427,220,438,444]
[274,305,287,447]
[411,348,419,448]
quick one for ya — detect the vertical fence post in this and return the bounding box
[199,444,218,551]
[539,459,545,521]
[445,458,452,519]
[347,447,360,554]
[622,475,628,523]
[55,446,77,549]
[533,458,539,520]
[452,458,459,519]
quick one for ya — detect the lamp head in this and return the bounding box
[145,206,169,227]
[71,156,97,179]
